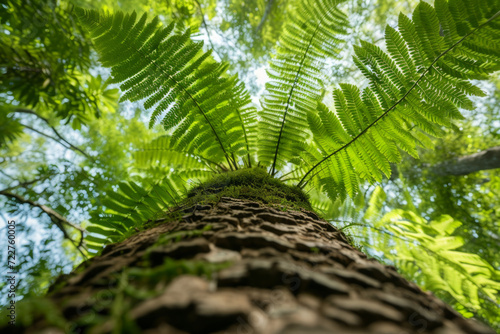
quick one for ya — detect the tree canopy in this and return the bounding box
[1,0,499,331]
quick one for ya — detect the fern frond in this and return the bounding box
[0,107,24,146]
[258,0,348,175]
[298,0,500,201]
[76,8,255,168]
[379,210,500,310]
[347,187,500,312]
[86,176,183,253]
[134,135,223,172]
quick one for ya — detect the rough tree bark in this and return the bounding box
[12,197,494,334]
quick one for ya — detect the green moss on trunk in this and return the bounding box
[185,167,312,211]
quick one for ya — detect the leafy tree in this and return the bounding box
[1,0,500,332]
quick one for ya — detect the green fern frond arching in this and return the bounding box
[258,0,348,175]
[376,209,500,311]
[75,8,255,169]
[298,0,500,201]
[340,187,500,313]
[86,176,184,253]
[134,135,224,173]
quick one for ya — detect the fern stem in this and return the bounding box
[270,22,322,176]
[297,10,500,188]
[225,155,234,171]
[231,153,239,170]
[232,98,252,168]
[256,0,275,34]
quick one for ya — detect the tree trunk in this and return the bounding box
[431,146,500,176]
[12,197,493,334]
[390,146,500,180]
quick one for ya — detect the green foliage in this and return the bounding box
[258,0,348,174]
[3,0,500,330]
[341,186,500,328]
[75,8,257,167]
[0,105,23,146]
[76,0,500,207]
[0,297,68,329]
[0,0,118,128]
[298,0,500,201]
[376,209,500,310]
[86,176,184,253]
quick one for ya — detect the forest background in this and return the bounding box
[0,0,499,331]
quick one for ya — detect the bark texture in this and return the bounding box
[15,197,494,334]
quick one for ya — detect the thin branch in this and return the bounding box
[0,174,51,193]
[192,0,220,59]
[20,123,71,148]
[256,0,275,34]
[0,190,87,259]
[0,169,16,181]
[15,108,92,160]
[297,10,500,188]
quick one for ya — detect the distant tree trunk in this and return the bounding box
[390,146,500,181]
[14,197,493,333]
[431,146,500,176]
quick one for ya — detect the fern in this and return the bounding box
[297,0,500,201]
[342,187,500,313]
[134,134,222,172]
[258,0,348,175]
[75,8,256,169]
[0,105,24,146]
[376,210,500,311]
[86,176,183,253]
[68,2,500,328]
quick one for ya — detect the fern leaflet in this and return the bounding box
[86,176,183,253]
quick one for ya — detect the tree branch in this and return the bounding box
[15,108,92,160]
[192,0,220,59]
[0,174,51,193]
[20,122,71,147]
[256,0,275,34]
[0,190,87,259]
